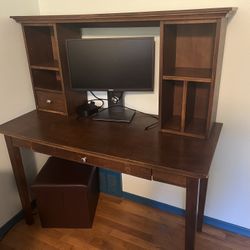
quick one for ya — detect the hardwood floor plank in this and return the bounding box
[0,193,250,250]
[1,230,58,250]
[96,215,153,242]
[110,229,161,250]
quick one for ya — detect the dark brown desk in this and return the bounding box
[0,110,222,250]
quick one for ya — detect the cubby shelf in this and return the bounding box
[159,19,223,138]
[31,69,62,91]
[160,77,211,138]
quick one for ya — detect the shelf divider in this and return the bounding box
[181,81,188,132]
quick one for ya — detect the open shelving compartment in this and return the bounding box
[23,25,63,93]
[184,82,210,136]
[160,80,210,138]
[161,80,183,132]
[162,21,216,82]
[160,20,219,138]
[23,25,59,69]
[31,69,62,92]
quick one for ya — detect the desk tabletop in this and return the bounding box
[0,110,222,178]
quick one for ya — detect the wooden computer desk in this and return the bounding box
[0,110,222,250]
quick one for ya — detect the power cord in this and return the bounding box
[88,91,106,109]
[88,98,104,110]
[89,91,108,101]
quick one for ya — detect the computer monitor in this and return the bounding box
[66,37,155,122]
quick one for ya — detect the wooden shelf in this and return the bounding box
[163,68,212,83]
[34,87,62,94]
[30,61,60,71]
[160,128,206,139]
[33,80,62,91]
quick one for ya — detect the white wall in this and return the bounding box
[38,0,250,229]
[0,0,41,227]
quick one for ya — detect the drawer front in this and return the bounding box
[152,169,186,187]
[36,91,66,113]
[16,140,152,180]
[80,154,152,180]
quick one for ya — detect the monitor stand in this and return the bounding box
[92,91,135,123]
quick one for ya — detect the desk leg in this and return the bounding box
[185,177,199,250]
[197,178,208,232]
[5,136,34,225]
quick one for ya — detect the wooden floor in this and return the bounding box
[1,193,250,250]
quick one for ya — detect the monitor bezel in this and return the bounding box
[66,37,155,91]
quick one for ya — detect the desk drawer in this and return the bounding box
[87,156,151,180]
[62,150,151,180]
[36,91,66,113]
[152,169,186,187]
[21,141,152,180]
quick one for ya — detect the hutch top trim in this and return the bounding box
[11,8,236,24]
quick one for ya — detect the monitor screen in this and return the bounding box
[66,37,155,91]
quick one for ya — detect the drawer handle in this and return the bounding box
[46,99,52,104]
[81,157,87,163]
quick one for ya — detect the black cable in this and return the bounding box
[89,91,108,101]
[144,121,159,131]
[135,109,158,120]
